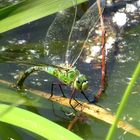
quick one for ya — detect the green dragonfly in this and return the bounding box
[16,0,105,109]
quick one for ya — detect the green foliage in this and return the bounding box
[0,0,87,33]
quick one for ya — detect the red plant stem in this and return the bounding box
[95,0,106,100]
[100,30,106,96]
[67,112,83,130]
[67,114,79,130]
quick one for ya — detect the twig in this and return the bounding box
[94,0,106,101]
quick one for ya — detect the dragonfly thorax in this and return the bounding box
[74,74,88,91]
[53,67,88,91]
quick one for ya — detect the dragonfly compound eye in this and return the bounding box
[82,80,88,91]
[74,75,88,91]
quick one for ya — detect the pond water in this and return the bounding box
[0,1,140,140]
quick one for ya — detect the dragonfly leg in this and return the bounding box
[81,91,90,103]
[69,88,82,111]
[50,82,54,98]
[58,84,66,97]
[50,82,66,98]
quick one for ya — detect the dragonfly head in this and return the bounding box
[74,74,88,91]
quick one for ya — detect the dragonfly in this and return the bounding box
[15,0,105,109]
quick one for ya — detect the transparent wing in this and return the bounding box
[43,0,77,66]
[65,0,106,66]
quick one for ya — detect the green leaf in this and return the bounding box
[0,104,83,140]
[0,0,87,33]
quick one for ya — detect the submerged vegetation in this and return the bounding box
[0,0,140,140]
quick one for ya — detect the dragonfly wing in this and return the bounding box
[43,0,77,66]
[65,0,106,66]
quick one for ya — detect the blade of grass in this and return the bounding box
[0,104,83,140]
[0,0,87,33]
[106,62,140,140]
